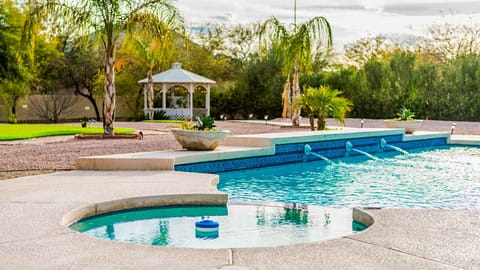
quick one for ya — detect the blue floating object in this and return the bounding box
[195,220,219,229]
[195,220,219,239]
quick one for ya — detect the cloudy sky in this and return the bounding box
[175,0,480,50]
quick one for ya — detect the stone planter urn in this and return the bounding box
[171,128,230,150]
[384,120,423,134]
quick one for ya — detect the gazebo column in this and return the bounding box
[162,84,167,111]
[206,85,211,116]
[188,83,194,119]
[143,85,147,116]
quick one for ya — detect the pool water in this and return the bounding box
[218,146,480,209]
[70,204,364,248]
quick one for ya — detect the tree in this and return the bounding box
[115,59,147,120]
[120,16,183,120]
[294,86,352,130]
[182,25,240,84]
[0,0,32,123]
[28,92,79,123]
[416,22,480,62]
[63,41,103,121]
[343,36,394,68]
[195,23,260,69]
[259,16,332,125]
[24,0,182,135]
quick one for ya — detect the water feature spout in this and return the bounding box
[345,141,379,160]
[380,138,409,155]
[304,144,335,165]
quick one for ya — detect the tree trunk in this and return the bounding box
[70,70,101,121]
[291,68,301,126]
[309,113,315,131]
[317,116,326,130]
[281,79,291,118]
[75,90,101,121]
[103,54,116,135]
[147,69,154,120]
[89,95,101,122]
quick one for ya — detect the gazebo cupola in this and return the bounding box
[138,62,216,119]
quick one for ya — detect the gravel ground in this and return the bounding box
[1,118,478,180]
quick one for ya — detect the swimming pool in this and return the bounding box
[70,141,480,248]
[218,146,480,209]
[70,204,365,248]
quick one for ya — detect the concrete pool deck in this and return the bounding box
[1,170,480,269]
[1,130,480,269]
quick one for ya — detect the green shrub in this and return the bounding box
[7,113,17,124]
[195,114,216,130]
[153,110,169,120]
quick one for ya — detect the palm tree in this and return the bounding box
[292,89,315,130]
[259,15,332,126]
[120,17,183,120]
[294,86,353,130]
[24,0,182,135]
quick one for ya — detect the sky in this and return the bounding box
[175,0,480,50]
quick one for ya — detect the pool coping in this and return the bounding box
[1,130,480,269]
[75,128,451,171]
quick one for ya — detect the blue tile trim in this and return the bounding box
[174,136,447,174]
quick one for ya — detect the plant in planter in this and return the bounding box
[384,107,423,134]
[80,117,89,128]
[293,86,353,131]
[171,114,230,150]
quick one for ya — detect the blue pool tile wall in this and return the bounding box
[174,136,447,174]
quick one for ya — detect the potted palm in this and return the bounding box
[384,107,423,134]
[171,114,230,150]
[293,85,353,131]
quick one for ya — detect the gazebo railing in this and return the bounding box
[151,108,208,120]
[164,108,189,120]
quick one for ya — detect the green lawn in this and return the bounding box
[0,124,135,141]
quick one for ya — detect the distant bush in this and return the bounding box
[153,110,169,120]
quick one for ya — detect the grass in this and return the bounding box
[0,124,135,141]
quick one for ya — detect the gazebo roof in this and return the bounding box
[137,62,216,84]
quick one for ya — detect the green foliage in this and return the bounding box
[396,107,416,121]
[0,124,134,141]
[63,40,103,121]
[210,56,284,119]
[300,50,480,121]
[294,86,353,130]
[153,110,169,120]
[7,113,17,124]
[179,119,194,130]
[195,114,216,130]
[3,1,480,124]
[259,16,332,75]
[176,115,216,131]
[0,1,32,121]
[24,0,183,135]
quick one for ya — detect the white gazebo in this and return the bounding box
[138,62,216,119]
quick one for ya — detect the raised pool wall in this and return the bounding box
[175,129,449,173]
[75,128,451,172]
